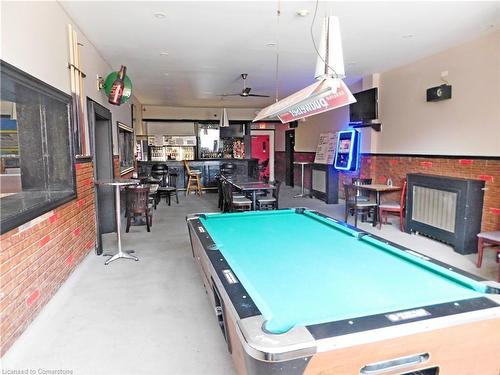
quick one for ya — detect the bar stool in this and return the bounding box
[184,160,202,196]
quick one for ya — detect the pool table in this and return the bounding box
[186,208,500,375]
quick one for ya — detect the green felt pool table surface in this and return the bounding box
[199,209,487,334]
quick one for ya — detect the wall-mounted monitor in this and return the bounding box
[349,88,378,124]
[334,130,360,171]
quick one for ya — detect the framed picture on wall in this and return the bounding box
[117,121,134,175]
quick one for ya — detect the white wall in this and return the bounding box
[142,105,260,121]
[0,1,140,154]
[377,31,500,156]
[293,80,363,152]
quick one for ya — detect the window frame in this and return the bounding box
[117,121,134,176]
[0,60,77,234]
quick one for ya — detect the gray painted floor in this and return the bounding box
[2,186,498,375]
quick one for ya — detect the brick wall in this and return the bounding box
[339,155,500,232]
[0,161,96,356]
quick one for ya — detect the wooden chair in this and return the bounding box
[125,185,153,232]
[379,179,407,231]
[352,178,372,202]
[344,184,377,227]
[476,231,500,282]
[158,170,179,205]
[257,180,282,210]
[222,181,251,212]
[184,160,202,196]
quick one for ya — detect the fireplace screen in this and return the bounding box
[411,186,457,233]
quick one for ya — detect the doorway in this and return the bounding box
[285,129,295,187]
[250,130,275,182]
[87,99,115,255]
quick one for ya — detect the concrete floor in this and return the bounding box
[2,186,498,375]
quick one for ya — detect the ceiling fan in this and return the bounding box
[221,74,269,98]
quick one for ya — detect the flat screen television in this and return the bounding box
[349,87,378,123]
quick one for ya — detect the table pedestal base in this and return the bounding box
[104,251,139,265]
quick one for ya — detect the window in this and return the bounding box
[118,121,134,175]
[0,60,76,234]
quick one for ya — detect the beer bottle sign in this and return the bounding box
[104,65,132,105]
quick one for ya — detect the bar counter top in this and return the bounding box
[137,159,259,189]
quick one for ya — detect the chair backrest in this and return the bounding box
[344,184,359,205]
[352,178,371,198]
[126,185,150,213]
[166,170,179,188]
[183,160,192,174]
[220,162,236,176]
[352,178,372,185]
[400,178,408,210]
[151,164,168,176]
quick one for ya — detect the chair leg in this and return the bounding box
[400,210,404,232]
[476,238,484,267]
[378,208,383,229]
[126,215,131,233]
[196,176,202,196]
[354,209,358,228]
[186,176,191,196]
[146,213,150,232]
[175,190,179,204]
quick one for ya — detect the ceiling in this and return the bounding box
[60,1,499,108]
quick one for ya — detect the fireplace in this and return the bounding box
[406,174,485,254]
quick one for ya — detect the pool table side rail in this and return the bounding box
[308,210,500,294]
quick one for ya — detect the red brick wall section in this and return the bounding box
[0,161,96,356]
[339,155,500,232]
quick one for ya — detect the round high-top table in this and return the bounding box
[293,161,312,198]
[95,179,139,265]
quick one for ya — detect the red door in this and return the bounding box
[251,135,270,181]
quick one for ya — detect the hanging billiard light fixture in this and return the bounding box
[254,3,355,123]
[219,107,229,127]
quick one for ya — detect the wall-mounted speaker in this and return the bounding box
[289,121,299,128]
[426,84,452,102]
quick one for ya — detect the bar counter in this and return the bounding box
[137,159,259,190]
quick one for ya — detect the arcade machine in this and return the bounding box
[334,129,360,171]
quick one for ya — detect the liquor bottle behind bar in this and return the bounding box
[108,65,126,105]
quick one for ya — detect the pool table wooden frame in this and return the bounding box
[186,208,500,375]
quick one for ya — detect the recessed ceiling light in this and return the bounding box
[160,51,169,56]
[163,73,169,76]
[266,42,277,47]
[296,10,310,17]
[154,12,166,19]
[402,34,414,39]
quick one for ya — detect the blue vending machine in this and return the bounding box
[334,129,360,171]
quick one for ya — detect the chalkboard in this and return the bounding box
[314,132,337,164]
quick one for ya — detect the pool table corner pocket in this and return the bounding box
[237,315,316,362]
